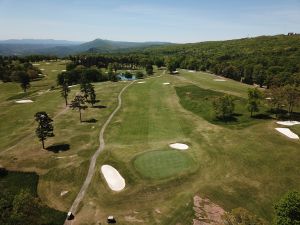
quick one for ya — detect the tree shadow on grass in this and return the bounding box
[214,116,238,123]
[83,118,98,123]
[276,112,300,121]
[252,113,273,120]
[7,90,38,100]
[46,144,70,153]
[232,113,243,117]
[0,167,8,177]
[92,105,107,109]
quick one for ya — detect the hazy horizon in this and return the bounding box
[0,0,299,43]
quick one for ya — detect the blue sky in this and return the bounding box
[0,0,299,43]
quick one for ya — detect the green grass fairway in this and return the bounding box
[1,65,299,225]
[0,60,128,212]
[178,70,255,98]
[133,150,195,179]
[175,85,270,128]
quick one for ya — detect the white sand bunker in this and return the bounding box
[101,165,125,191]
[169,143,189,150]
[32,63,40,66]
[137,81,146,84]
[188,70,196,73]
[61,69,66,72]
[163,82,170,85]
[275,128,299,140]
[276,121,300,126]
[214,79,226,82]
[15,99,33,103]
[46,62,50,65]
[40,68,45,71]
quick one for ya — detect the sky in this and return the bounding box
[0,0,300,43]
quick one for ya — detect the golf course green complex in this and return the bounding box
[0,62,299,225]
[134,150,195,179]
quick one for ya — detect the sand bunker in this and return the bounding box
[32,63,40,66]
[275,128,299,139]
[214,79,226,82]
[101,165,125,191]
[163,82,170,85]
[188,70,196,73]
[61,69,66,72]
[15,100,33,103]
[46,62,50,65]
[137,81,146,84]
[169,143,189,150]
[276,121,300,126]
[40,69,45,71]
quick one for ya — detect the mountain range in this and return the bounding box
[0,39,171,56]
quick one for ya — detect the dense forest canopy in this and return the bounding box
[137,35,300,87]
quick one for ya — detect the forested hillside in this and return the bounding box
[139,35,300,87]
[1,35,299,89]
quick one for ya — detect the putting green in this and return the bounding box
[133,150,195,179]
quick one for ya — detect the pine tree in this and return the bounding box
[34,112,54,149]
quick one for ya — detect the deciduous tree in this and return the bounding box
[146,64,153,75]
[213,95,235,119]
[283,85,300,115]
[274,191,300,225]
[247,88,262,117]
[11,189,42,225]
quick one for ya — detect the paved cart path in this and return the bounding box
[64,81,134,225]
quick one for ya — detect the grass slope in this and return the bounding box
[175,84,270,128]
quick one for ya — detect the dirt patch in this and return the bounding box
[60,190,69,196]
[124,215,144,223]
[193,196,225,225]
[155,208,162,214]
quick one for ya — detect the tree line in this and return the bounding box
[213,85,300,121]
[139,35,300,88]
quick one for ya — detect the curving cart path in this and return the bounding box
[64,81,134,224]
